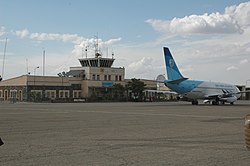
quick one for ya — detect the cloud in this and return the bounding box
[128,57,153,74]
[226,65,238,71]
[14,29,122,57]
[126,57,160,79]
[146,1,250,34]
[71,37,122,57]
[170,13,243,34]
[0,26,6,36]
[103,38,122,45]
[240,59,248,64]
[29,32,83,43]
[15,29,30,38]
[180,65,194,73]
[145,19,170,33]
[225,2,250,28]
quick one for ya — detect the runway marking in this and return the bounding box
[75,110,242,119]
[1,108,242,119]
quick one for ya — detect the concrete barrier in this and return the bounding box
[0,137,3,146]
[245,114,250,150]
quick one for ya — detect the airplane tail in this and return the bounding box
[164,47,185,81]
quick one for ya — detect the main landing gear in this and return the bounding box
[211,100,234,105]
[191,100,199,105]
[211,98,222,105]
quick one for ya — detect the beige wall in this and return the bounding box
[0,75,28,86]
[27,76,82,86]
[87,67,125,81]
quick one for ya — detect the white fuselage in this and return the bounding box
[185,81,240,100]
[165,80,241,103]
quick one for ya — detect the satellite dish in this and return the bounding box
[156,74,166,82]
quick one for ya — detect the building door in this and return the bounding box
[19,90,22,101]
[4,90,8,101]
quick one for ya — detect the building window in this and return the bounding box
[51,92,55,99]
[119,75,122,81]
[83,74,86,80]
[65,91,69,98]
[115,75,118,81]
[104,75,107,81]
[108,75,111,81]
[74,91,77,98]
[92,74,96,80]
[0,90,2,98]
[45,90,56,99]
[97,75,100,80]
[73,90,81,98]
[60,91,64,98]
[10,90,17,98]
[46,91,50,98]
[59,90,69,98]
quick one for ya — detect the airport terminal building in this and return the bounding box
[0,53,126,102]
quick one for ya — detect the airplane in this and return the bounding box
[163,47,246,105]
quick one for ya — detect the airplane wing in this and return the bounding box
[205,93,234,99]
[236,90,250,94]
[167,78,189,84]
[144,89,178,95]
[205,90,250,100]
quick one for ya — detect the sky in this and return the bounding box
[0,0,250,85]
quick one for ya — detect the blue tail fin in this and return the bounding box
[164,47,184,81]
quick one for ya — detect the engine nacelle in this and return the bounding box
[226,96,237,103]
[203,100,210,104]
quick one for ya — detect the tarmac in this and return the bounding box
[0,101,250,166]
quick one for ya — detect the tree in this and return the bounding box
[112,83,125,101]
[126,78,146,101]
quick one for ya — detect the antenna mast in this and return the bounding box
[112,48,114,59]
[1,38,8,79]
[43,49,45,76]
[85,46,88,58]
[26,58,29,74]
[94,33,101,58]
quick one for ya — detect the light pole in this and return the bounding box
[246,79,250,88]
[245,79,250,100]
[33,66,39,101]
[34,66,39,86]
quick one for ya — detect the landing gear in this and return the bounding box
[212,100,219,105]
[212,100,226,105]
[192,100,198,105]
[212,97,220,105]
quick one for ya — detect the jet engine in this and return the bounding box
[225,96,237,103]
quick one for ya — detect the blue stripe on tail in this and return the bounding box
[164,47,184,81]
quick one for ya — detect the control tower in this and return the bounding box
[78,52,115,68]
